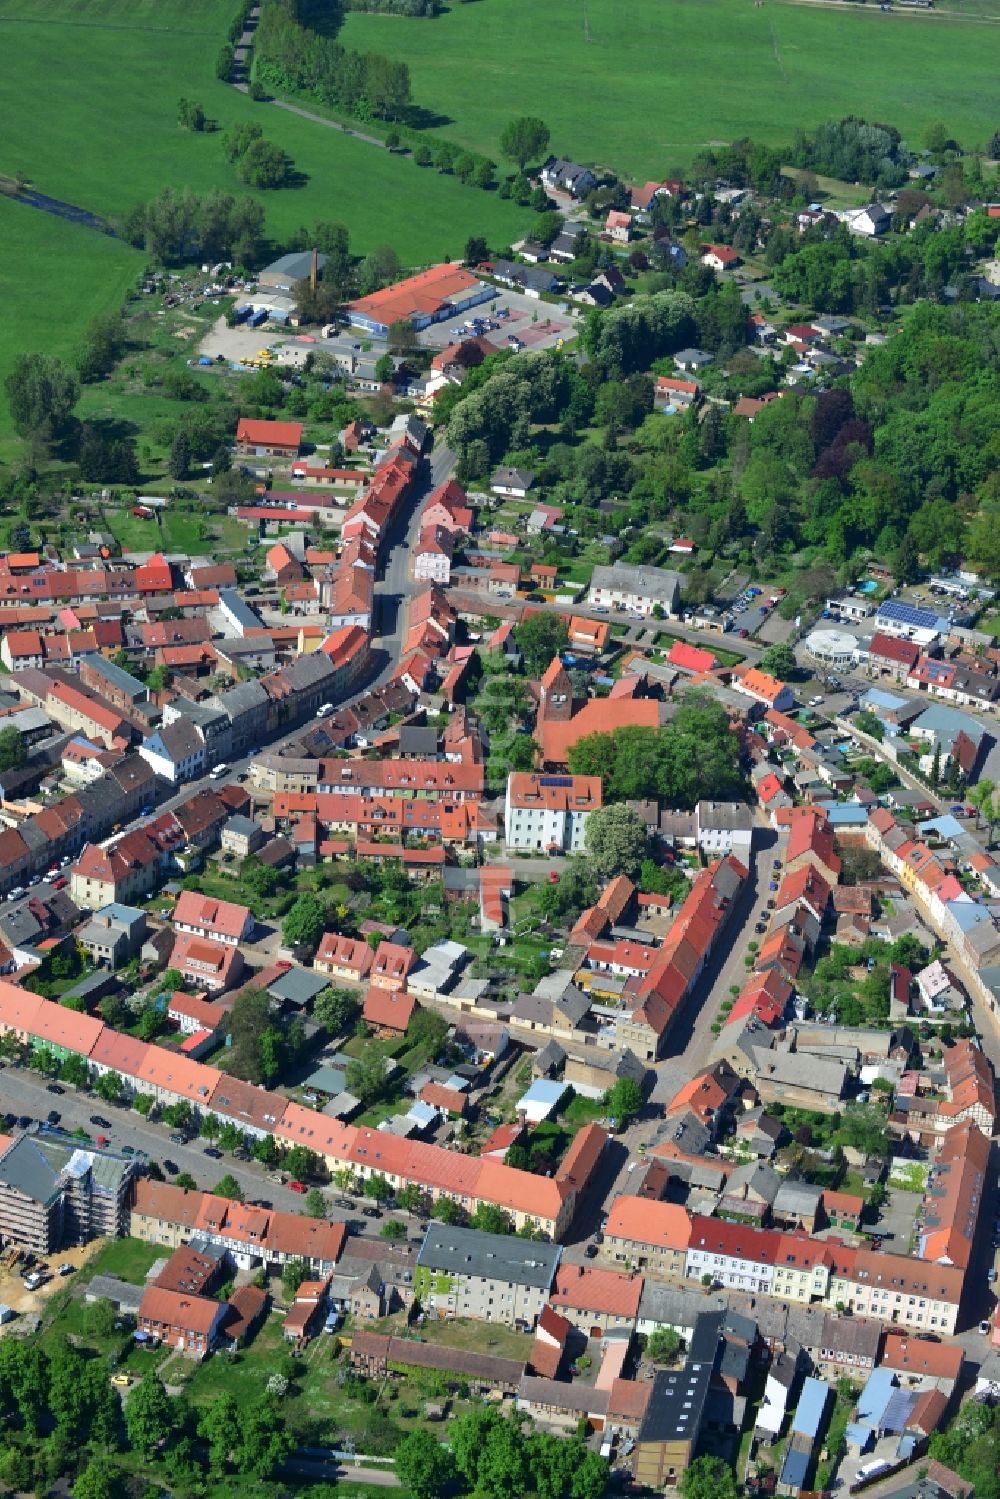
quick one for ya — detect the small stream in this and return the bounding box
[4,184,115,236]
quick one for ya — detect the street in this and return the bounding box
[1,444,455,924]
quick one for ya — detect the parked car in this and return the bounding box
[979,1320,992,1336]
[361,1205,382,1218]
[163,1160,179,1175]
[46,1110,60,1125]
[288,1181,307,1194]
[203,1147,222,1159]
[585,1244,598,1258]
[46,1083,65,1095]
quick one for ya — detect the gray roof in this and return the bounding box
[84,655,148,700]
[417,1222,561,1290]
[589,562,683,605]
[223,815,262,839]
[773,1180,824,1215]
[398,726,439,758]
[0,1132,135,1206]
[85,1275,145,1313]
[219,589,265,632]
[155,718,204,762]
[638,1281,726,1328]
[267,967,329,1007]
[262,250,328,281]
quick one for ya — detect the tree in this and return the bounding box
[198,1393,240,1474]
[77,311,127,383]
[374,352,395,384]
[394,1429,456,1499]
[381,1218,407,1240]
[314,986,359,1034]
[359,244,402,295]
[364,1173,392,1203]
[304,1187,326,1218]
[346,1044,388,1104]
[465,235,490,265]
[125,1372,174,1458]
[281,1258,309,1298]
[470,1203,514,1235]
[95,1070,125,1104]
[283,1145,320,1180]
[236,139,292,189]
[388,318,418,354]
[603,1076,643,1124]
[758,642,797,680]
[584,804,649,880]
[679,1456,738,1499]
[213,1173,244,1201]
[645,1326,681,1363]
[837,1104,890,1159]
[499,116,551,170]
[161,1100,191,1130]
[5,352,79,440]
[178,97,206,131]
[73,1462,120,1499]
[0,726,26,773]
[431,1195,464,1225]
[282,893,327,951]
[168,431,191,480]
[515,613,569,675]
[236,1396,294,1478]
[175,1172,197,1190]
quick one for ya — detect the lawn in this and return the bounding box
[83,1237,165,1284]
[0,0,532,260]
[0,196,142,463]
[340,0,1000,177]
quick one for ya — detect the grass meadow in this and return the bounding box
[0,0,532,259]
[341,0,1000,177]
[0,196,142,462]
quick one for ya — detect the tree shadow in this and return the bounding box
[398,104,454,131]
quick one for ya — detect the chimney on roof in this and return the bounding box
[310,248,319,292]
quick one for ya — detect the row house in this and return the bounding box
[172,890,254,946]
[0,978,601,1243]
[316,758,484,802]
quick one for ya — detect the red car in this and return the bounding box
[548,871,561,885]
[52,876,67,891]
[288,1181,307,1194]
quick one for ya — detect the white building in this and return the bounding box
[504,772,602,853]
[587,562,682,618]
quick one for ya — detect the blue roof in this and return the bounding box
[882,1390,917,1434]
[920,814,964,840]
[877,599,947,632]
[944,898,991,932]
[97,902,145,924]
[791,1377,831,1439]
[846,1422,874,1452]
[863,688,907,713]
[779,1449,811,1490]
[857,1368,896,1425]
[519,1078,567,1107]
[911,704,985,746]
[817,803,869,826]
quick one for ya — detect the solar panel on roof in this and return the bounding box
[540,776,574,787]
[879,600,938,628]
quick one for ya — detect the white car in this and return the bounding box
[809,695,824,707]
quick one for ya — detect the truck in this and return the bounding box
[248,307,268,328]
[132,505,154,519]
[233,304,253,325]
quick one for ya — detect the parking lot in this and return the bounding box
[416,285,578,354]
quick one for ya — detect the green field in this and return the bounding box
[0,0,532,259]
[341,0,1000,177]
[0,196,142,462]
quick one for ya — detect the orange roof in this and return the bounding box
[347,263,481,327]
[542,696,660,766]
[880,1333,963,1380]
[551,1263,643,1319]
[606,1195,691,1251]
[138,1285,222,1334]
[363,986,416,1032]
[235,417,303,448]
[420,1081,467,1115]
[173,891,251,940]
[555,1123,608,1192]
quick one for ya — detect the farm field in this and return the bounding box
[0,0,532,260]
[341,0,1000,178]
[0,196,142,464]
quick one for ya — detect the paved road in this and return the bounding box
[444,587,769,665]
[2,445,454,922]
